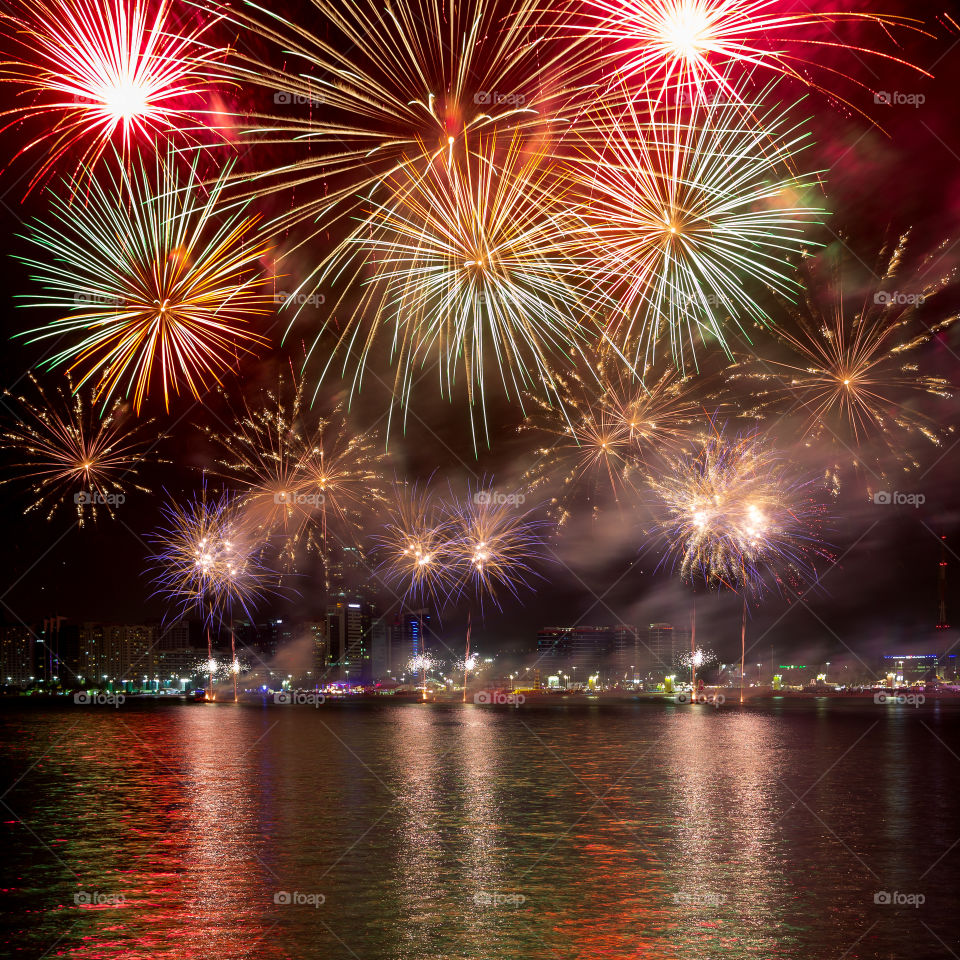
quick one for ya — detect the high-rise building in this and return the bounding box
[536,625,639,675]
[646,623,692,678]
[326,598,376,683]
[384,609,431,678]
[370,618,389,680]
[1,624,35,687]
[611,624,640,675]
[297,621,327,673]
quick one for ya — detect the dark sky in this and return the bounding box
[2,0,960,667]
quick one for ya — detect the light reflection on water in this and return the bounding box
[1,699,958,959]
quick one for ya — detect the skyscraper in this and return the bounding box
[326,597,376,683]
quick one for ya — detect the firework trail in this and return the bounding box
[1,373,155,525]
[15,144,273,412]
[0,0,223,190]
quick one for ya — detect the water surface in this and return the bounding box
[1,698,957,958]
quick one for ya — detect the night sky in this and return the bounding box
[2,0,960,667]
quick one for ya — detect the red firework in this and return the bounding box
[0,0,223,189]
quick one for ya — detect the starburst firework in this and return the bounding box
[375,482,457,604]
[208,375,386,563]
[1,373,154,524]
[565,83,822,368]
[578,0,929,112]
[444,480,543,608]
[0,0,223,190]
[727,235,958,483]
[522,345,703,523]
[648,429,826,595]
[149,487,276,624]
[311,133,594,445]
[15,146,273,412]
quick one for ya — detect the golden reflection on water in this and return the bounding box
[2,700,958,959]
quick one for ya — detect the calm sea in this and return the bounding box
[1,698,958,959]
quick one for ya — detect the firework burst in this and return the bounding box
[443,480,544,609]
[310,133,594,445]
[1,373,154,525]
[208,374,386,565]
[578,0,929,112]
[0,0,223,190]
[209,0,584,240]
[148,486,277,624]
[522,345,703,523]
[564,82,822,369]
[726,235,958,485]
[15,146,273,413]
[406,653,437,675]
[648,428,826,596]
[375,482,458,604]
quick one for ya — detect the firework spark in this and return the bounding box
[0,0,222,190]
[405,653,437,675]
[578,0,929,112]
[310,133,594,445]
[1,373,154,524]
[564,82,822,368]
[727,235,958,484]
[678,646,715,671]
[648,428,826,596]
[15,145,273,413]
[523,345,703,522]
